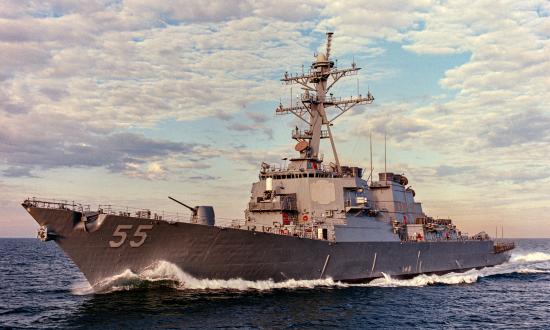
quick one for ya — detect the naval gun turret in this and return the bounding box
[168,196,215,226]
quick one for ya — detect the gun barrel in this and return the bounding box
[168,196,197,214]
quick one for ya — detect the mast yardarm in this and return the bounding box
[276,32,374,173]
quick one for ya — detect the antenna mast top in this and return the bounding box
[325,32,334,59]
[276,32,374,174]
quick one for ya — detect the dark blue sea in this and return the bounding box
[1,238,549,329]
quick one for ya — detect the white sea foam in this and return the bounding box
[137,261,347,291]
[365,271,480,287]
[72,261,349,294]
[510,251,550,263]
[516,268,547,274]
[71,250,550,294]
[71,280,94,296]
[366,250,550,287]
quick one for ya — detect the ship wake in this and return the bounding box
[71,251,550,294]
[367,250,550,287]
[71,261,348,294]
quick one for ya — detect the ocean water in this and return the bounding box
[1,238,549,329]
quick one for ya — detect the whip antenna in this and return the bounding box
[326,32,333,59]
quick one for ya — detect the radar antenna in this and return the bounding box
[276,32,374,174]
[325,32,333,59]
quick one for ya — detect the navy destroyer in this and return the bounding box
[22,33,514,291]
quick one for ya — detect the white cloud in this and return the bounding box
[1,0,549,237]
[317,0,432,53]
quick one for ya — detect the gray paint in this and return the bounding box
[24,206,510,291]
[20,33,513,291]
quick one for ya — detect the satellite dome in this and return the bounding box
[316,53,327,62]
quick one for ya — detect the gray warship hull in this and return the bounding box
[26,206,511,290]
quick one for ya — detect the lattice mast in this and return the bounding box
[276,32,374,174]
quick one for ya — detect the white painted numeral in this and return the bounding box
[109,224,153,248]
[109,225,133,248]
[130,225,153,247]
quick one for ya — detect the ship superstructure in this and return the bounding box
[243,33,460,244]
[22,33,514,291]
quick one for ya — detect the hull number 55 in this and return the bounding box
[109,225,153,248]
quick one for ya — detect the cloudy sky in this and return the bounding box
[1,0,549,237]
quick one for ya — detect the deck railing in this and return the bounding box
[24,197,189,223]
[23,198,91,212]
[24,197,242,227]
[494,242,515,253]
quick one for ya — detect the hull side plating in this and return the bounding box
[27,207,511,289]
